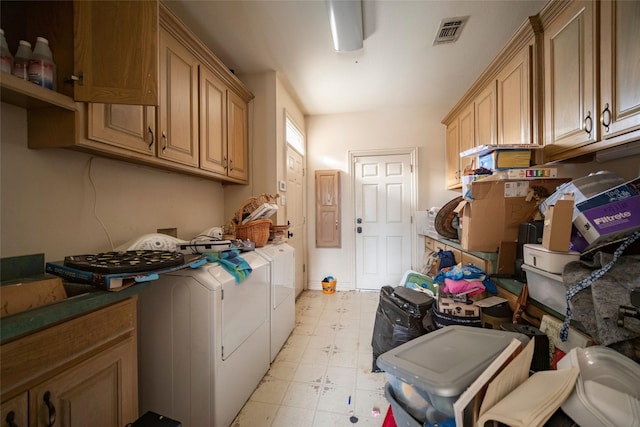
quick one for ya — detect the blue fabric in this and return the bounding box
[205,249,252,283]
[433,263,498,295]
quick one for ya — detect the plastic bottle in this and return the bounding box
[28,36,56,90]
[0,29,13,75]
[12,40,32,80]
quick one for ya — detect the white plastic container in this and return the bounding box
[0,29,13,74]
[28,37,56,89]
[523,243,580,274]
[522,263,568,314]
[12,40,31,80]
[558,346,640,427]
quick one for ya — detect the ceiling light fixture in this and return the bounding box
[326,0,363,52]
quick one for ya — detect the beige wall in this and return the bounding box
[305,108,640,292]
[1,102,226,262]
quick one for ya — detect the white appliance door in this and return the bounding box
[221,252,269,360]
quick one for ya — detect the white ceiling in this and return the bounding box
[165,0,547,118]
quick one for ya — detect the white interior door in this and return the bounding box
[355,154,413,290]
[286,146,306,297]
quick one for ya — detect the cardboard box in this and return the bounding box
[574,176,639,213]
[458,178,569,252]
[478,150,532,170]
[570,194,640,252]
[0,276,67,318]
[542,196,574,252]
[500,168,558,179]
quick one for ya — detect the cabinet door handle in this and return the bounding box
[65,74,84,86]
[583,111,593,136]
[43,391,56,427]
[229,158,233,171]
[147,126,154,150]
[5,410,18,427]
[601,102,611,132]
[223,156,228,168]
[161,131,167,152]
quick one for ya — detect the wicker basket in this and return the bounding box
[234,194,279,224]
[235,219,272,247]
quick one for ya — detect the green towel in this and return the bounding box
[205,249,252,283]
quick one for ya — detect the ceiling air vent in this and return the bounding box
[433,16,469,45]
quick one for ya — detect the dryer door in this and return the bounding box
[221,253,269,360]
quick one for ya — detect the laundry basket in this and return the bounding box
[234,219,272,247]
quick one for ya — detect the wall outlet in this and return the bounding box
[157,228,178,238]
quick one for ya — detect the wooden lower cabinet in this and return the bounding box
[425,236,494,274]
[0,297,138,427]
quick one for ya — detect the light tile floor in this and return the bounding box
[232,290,388,427]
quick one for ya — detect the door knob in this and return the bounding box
[357,226,362,233]
[287,231,294,238]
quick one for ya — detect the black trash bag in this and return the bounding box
[371,286,433,372]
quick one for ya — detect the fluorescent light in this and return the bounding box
[326,0,363,52]
[595,140,640,162]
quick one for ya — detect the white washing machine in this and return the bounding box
[129,235,270,427]
[255,243,295,361]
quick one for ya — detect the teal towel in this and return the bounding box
[205,249,252,283]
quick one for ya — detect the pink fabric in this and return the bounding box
[443,278,485,296]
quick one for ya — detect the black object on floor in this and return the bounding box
[371,285,433,372]
[126,411,182,427]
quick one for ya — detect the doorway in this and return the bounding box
[352,150,416,290]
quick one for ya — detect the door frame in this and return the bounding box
[348,147,418,290]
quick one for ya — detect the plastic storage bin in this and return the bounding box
[523,244,580,274]
[522,263,568,314]
[377,325,529,418]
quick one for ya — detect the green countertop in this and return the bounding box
[0,282,149,345]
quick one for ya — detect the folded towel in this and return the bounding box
[205,249,252,283]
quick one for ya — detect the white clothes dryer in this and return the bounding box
[255,243,295,361]
[133,235,270,427]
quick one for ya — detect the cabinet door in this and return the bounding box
[30,337,137,427]
[497,44,532,145]
[158,27,199,167]
[315,170,341,248]
[88,104,156,155]
[600,0,640,139]
[475,82,497,147]
[446,120,460,188]
[1,393,28,427]
[199,67,228,175]
[543,1,597,154]
[461,251,493,274]
[74,0,158,106]
[227,90,249,182]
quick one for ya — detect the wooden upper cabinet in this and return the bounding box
[497,43,533,145]
[199,67,228,176]
[599,0,640,140]
[543,0,597,156]
[475,82,497,147]
[445,104,474,189]
[88,104,156,155]
[227,90,249,182]
[74,1,158,106]
[158,26,199,167]
[315,170,341,248]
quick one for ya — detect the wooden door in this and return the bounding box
[74,0,158,105]
[227,90,249,182]
[0,393,28,427]
[475,82,497,147]
[543,1,597,154]
[287,147,307,296]
[354,154,413,290]
[88,104,156,155]
[600,0,640,139]
[199,66,227,175]
[315,170,341,248]
[446,119,460,188]
[497,44,532,145]
[158,27,199,167]
[30,338,137,427]
[458,104,475,171]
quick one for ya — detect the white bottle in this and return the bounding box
[28,37,56,90]
[12,40,32,80]
[0,29,13,75]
